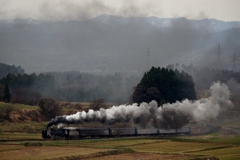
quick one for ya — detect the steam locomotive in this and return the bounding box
[42,125,191,139]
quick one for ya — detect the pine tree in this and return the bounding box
[3,84,11,102]
[132,67,196,105]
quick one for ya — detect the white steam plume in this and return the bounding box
[47,82,233,129]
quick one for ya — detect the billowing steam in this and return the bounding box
[47,82,233,129]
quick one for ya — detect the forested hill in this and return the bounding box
[0,63,25,78]
[0,71,140,103]
[0,62,240,104]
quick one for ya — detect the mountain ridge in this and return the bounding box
[1,14,240,32]
[0,15,239,73]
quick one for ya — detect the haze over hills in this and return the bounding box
[0,15,240,73]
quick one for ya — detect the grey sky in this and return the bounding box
[0,0,240,21]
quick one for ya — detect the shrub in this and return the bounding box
[11,88,42,106]
[24,142,42,146]
[38,97,61,119]
[74,103,82,109]
[90,99,106,110]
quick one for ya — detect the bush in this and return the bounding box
[24,142,42,146]
[3,84,11,103]
[11,88,42,106]
[90,99,106,110]
[74,103,82,109]
[38,97,61,119]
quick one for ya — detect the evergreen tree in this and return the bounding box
[0,84,4,101]
[132,67,196,105]
[3,84,11,102]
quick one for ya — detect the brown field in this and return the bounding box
[128,141,230,153]
[69,138,165,148]
[87,152,194,160]
[1,135,240,160]
[0,144,110,160]
[0,132,41,140]
[190,146,240,160]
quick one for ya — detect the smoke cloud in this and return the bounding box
[47,82,233,129]
[0,0,160,21]
[1,1,240,21]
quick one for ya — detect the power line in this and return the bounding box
[121,72,128,103]
[146,47,150,71]
[216,43,221,70]
[233,51,237,72]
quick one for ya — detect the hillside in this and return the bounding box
[0,102,43,123]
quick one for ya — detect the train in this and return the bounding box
[42,125,191,139]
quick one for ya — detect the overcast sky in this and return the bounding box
[0,0,240,21]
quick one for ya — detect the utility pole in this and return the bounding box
[233,51,237,72]
[146,47,150,71]
[216,43,221,70]
[121,72,128,103]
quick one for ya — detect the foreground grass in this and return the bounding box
[221,118,240,129]
[42,137,164,149]
[191,146,240,160]
[0,132,41,141]
[0,134,240,160]
[167,135,240,145]
[0,122,47,133]
[0,145,111,160]
[129,140,230,153]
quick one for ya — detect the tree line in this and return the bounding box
[0,63,24,78]
[0,73,55,105]
[1,63,240,107]
[167,63,240,93]
[0,71,140,104]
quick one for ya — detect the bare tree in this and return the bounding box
[38,97,61,119]
[90,99,106,110]
[12,88,42,106]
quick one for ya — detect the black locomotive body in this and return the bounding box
[42,125,191,139]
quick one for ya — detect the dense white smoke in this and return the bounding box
[47,82,233,129]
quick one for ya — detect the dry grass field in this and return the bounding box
[0,135,240,160]
[87,152,195,160]
[128,141,229,153]
[190,146,240,160]
[0,144,111,160]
